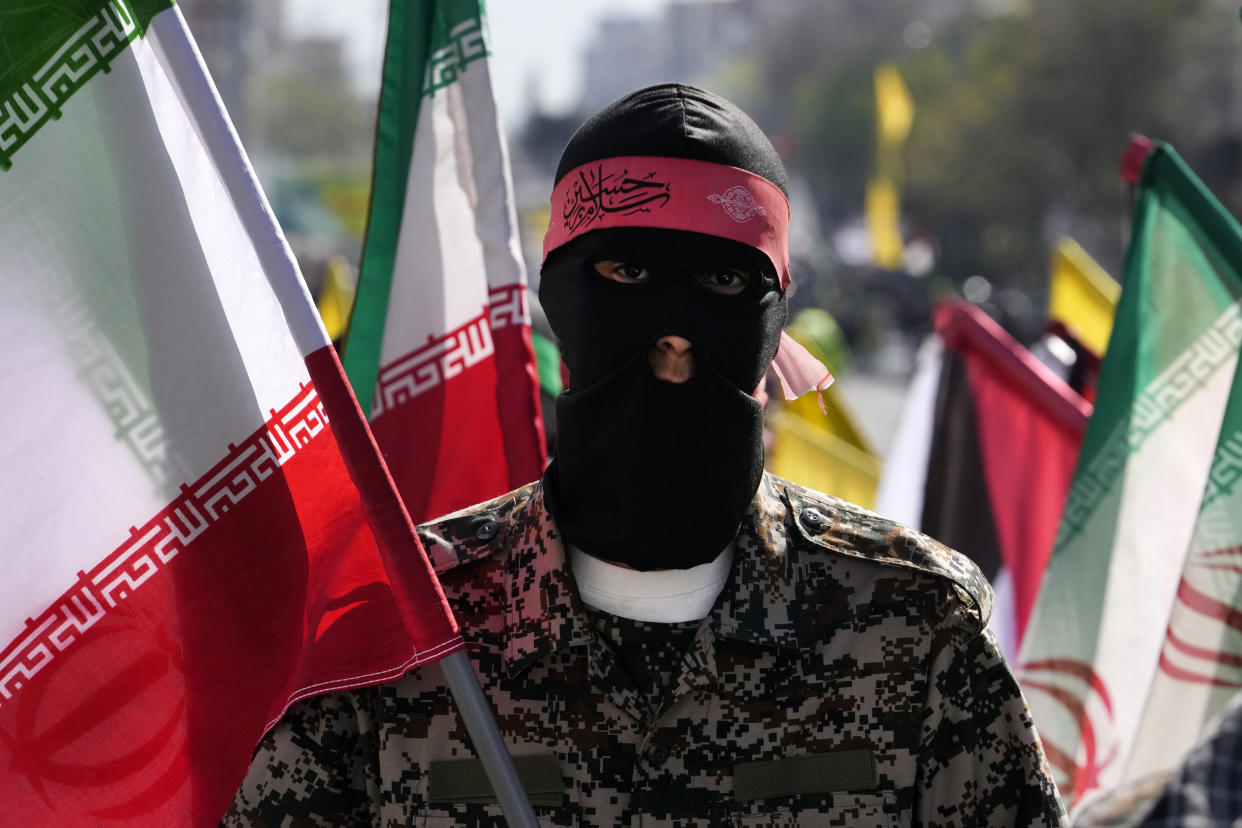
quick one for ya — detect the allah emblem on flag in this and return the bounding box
[708,185,767,223]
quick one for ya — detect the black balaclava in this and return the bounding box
[539,84,789,571]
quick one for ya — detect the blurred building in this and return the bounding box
[578,0,760,114]
[178,0,285,141]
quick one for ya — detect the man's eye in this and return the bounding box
[594,260,651,284]
[697,267,751,296]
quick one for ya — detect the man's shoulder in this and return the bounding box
[416,483,539,574]
[763,473,994,632]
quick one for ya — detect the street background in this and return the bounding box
[177,0,1242,453]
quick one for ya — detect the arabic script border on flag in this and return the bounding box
[372,283,528,417]
[1055,303,1242,548]
[0,1,153,172]
[0,383,327,709]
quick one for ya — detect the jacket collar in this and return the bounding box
[500,473,818,676]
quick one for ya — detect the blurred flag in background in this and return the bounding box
[1048,237,1121,359]
[1018,141,1242,810]
[876,300,1090,658]
[343,0,545,524]
[316,254,358,344]
[767,309,882,508]
[868,64,913,269]
[1031,239,1118,405]
[0,3,460,824]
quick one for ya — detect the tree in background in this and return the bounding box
[714,0,1235,306]
[248,36,375,160]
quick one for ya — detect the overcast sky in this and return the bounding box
[286,0,671,126]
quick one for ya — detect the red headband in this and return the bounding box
[543,156,792,289]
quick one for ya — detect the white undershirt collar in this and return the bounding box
[569,544,734,623]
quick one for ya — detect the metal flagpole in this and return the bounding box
[439,650,544,824]
[150,9,539,826]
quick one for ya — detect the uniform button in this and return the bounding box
[646,742,670,767]
[800,506,827,533]
[474,520,499,540]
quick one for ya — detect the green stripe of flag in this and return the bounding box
[342,0,434,414]
[1056,144,1242,545]
[0,0,174,171]
[342,0,491,414]
[1146,145,1242,283]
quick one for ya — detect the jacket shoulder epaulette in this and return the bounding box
[416,483,537,574]
[770,474,994,632]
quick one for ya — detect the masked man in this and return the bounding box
[224,84,1066,827]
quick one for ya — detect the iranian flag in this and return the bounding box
[1017,140,1242,810]
[343,0,546,524]
[0,3,462,825]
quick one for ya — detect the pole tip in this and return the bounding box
[1120,134,1156,185]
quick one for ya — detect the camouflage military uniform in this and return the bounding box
[223,473,1067,827]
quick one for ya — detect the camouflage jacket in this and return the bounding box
[223,473,1067,827]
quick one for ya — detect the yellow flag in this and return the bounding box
[869,64,914,269]
[766,311,882,508]
[768,402,883,508]
[1047,237,1120,356]
[875,64,914,147]
[867,177,904,270]
[316,255,358,343]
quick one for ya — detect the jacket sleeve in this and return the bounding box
[219,691,380,827]
[914,626,1068,828]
